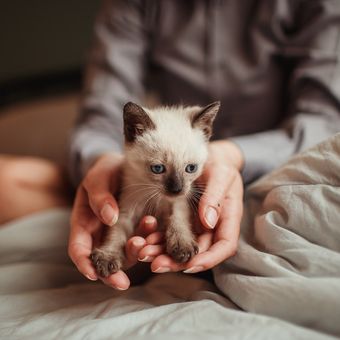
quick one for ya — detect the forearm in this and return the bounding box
[231,112,340,185]
[231,0,340,184]
[231,129,297,185]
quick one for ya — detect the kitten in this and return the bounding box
[90,101,220,277]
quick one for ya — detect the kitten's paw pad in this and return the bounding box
[167,240,199,263]
[90,249,123,278]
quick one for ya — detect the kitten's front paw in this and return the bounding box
[90,248,123,278]
[166,238,199,263]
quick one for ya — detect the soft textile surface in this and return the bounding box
[0,134,339,340]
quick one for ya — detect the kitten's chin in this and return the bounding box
[164,194,182,201]
[162,190,188,202]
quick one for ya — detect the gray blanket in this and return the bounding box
[1,134,339,340]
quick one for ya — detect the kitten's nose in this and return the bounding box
[165,175,183,195]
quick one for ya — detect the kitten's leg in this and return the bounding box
[165,198,199,263]
[90,213,134,278]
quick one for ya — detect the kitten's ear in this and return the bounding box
[192,101,220,139]
[123,102,155,142]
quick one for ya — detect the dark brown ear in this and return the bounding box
[123,102,156,143]
[192,101,220,139]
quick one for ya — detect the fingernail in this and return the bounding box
[183,266,204,274]
[153,267,171,273]
[85,274,98,281]
[101,203,117,226]
[145,216,155,226]
[205,206,218,229]
[114,286,128,291]
[132,239,145,247]
[138,256,152,262]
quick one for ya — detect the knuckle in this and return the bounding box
[200,188,224,209]
[229,240,238,257]
[88,191,110,214]
[218,164,232,174]
[82,175,92,193]
[82,169,102,194]
[218,239,236,256]
[67,246,72,259]
[67,245,76,263]
[200,260,213,270]
[83,180,114,213]
[231,248,237,257]
[87,195,99,212]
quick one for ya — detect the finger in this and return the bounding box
[184,192,243,274]
[198,164,237,230]
[123,216,158,267]
[135,215,158,237]
[145,231,164,245]
[69,242,98,281]
[147,232,213,272]
[196,231,214,253]
[149,232,213,273]
[82,158,121,227]
[150,254,187,273]
[183,238,238,274]
[101,270,131,290]
[138,244,164,262]
[69,187,101,280]
[125,236,146,266]
[85,184,119,227]
[70,186,102,235]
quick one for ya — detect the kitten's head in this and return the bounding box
[123,101,220,200]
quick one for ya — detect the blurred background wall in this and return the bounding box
[0,0,100,88]
[0,0,101,164]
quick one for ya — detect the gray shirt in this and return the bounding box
[69,0,340,186]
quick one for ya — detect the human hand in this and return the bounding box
[68,152,157,290]
[135,140,244,273]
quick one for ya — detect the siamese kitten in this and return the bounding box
[90,101,220,277]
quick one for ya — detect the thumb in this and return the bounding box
[97,199,119,227]
[82,155,122,226]
[198,165,236,230]
[85,182,119,226]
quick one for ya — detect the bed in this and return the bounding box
[0,134,339,339]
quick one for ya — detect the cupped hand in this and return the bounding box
[136,140,244,274]
[68,152,157,290]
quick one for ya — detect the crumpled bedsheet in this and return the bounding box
[0,134,339,340]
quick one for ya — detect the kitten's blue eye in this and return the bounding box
[185,164,198,173]
[150,164,166,174]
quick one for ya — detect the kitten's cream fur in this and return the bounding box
[91,102,220,277]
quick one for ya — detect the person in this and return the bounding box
[0,156,71,224]
[1,0,340,290]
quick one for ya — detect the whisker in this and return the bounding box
[122,186,159,202]
[187,195,197,213]
[192,184,206,189]
[152,191,162,217]
[143,189,160,216]
[192,182,206,188]
[127,188,157,216]
[121,183,161,191]
[186,190,200,213]
[149,191,161,216]
[192,191,210,198]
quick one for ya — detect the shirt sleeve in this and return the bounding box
[231,0,340,184]
[68,0,148,186]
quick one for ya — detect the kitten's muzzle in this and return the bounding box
[165,175,183,195]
